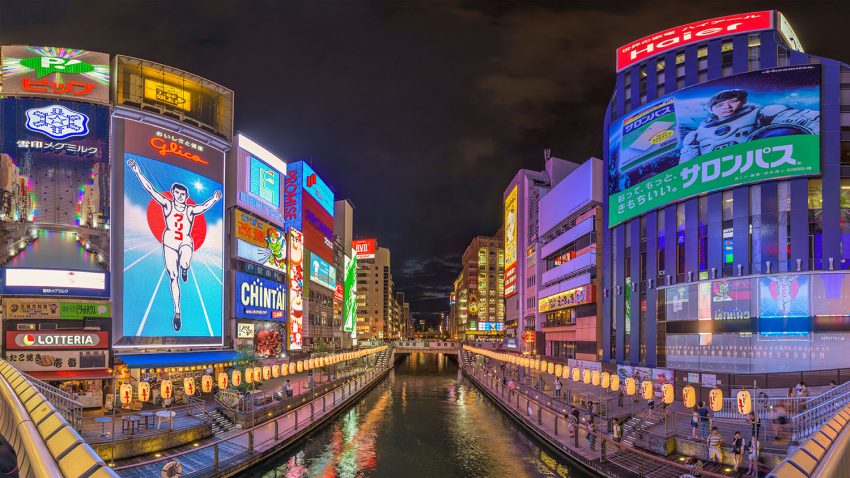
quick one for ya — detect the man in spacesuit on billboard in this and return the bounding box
[680,89,820,162]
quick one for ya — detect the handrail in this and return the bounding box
[24,374,84,431]
[768,403,850,478]
[789,388,850,442]
[113,363,390,474]
[0,361,117,478]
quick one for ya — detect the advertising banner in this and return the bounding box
[5,331,109,350]
[301,163,334,216]
[235,134,287,225]
[5,349,107,371]
[710,278,753,320]
[254,322,284,358]
[119,119,224,345]
[4,299,59,319]
[608,65,821,227]
[282,162,333,263]
[538,285,594,313]
[353,239,376,259]
[504,185,518,298]
[238,260,285,284]
[811,273,850,317]
[343,252,357,333]
[60,301,110,319]
[759,274,810,318]
[288,229,304,350]
[233,210,286,273]
[0,98,110,297]
[1,46,111,104]
[616,11,773,72]
[335,283,344,302]
[302,194,334,262]
[308,249,336,290]
[236,322,255,339]
[234,272,286,321]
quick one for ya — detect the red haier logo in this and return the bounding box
[616,11,773,71]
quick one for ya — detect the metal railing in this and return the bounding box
[113,363,392,477]
[0,361,116,478]
[463,362,727,478]
[24,373,84,431]
[790,388,850,442]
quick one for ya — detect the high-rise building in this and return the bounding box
[355,241,393,342]
[334,199,355,349]
[503,154,579,353]
[601,11,850,387]
[451,232,505,341]
[537,158,602,360]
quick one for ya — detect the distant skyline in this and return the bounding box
[3,0,848,326]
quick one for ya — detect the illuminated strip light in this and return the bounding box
[237,134,287,174]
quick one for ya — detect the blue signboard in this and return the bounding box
[235,271,286,321]
[302,163,334,216]
[249,155,280,207]
[308,250,336,290]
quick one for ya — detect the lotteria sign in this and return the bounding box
[6,331,109,350]
[616,11,773,71]
[234,272,286,321]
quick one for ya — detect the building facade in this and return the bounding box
[451,233,505,341]
[538,158,603,361]
[503,155,579,353]
[355,242,393,342]
[602,11,850,385]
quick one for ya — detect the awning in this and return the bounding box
[26,369,112,381]
[116,350,242,369]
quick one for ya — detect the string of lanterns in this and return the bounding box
[118,345,388,403]
[463,345,753,416]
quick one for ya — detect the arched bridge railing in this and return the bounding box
[0,361,116,478]
[392,341,459,353]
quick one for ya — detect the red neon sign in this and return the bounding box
[149,137,209,165]
[616,11,773,71]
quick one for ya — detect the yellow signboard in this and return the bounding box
[538,285,595,313]
[4,299,60,319]
[143,78,192,111]
[504,185,518,297]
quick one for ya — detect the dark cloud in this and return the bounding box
[2,0,847,322]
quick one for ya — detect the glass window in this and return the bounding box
[809,179,823,269]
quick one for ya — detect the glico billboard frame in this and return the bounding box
[112,110,228,348]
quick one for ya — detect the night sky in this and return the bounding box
[2,0,847,326]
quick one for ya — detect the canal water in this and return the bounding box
[239,353,590,478]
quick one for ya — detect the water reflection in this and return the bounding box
[243,353,589,478]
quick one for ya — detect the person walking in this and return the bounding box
[732,431,744,472]
[747,412,761,440]
[613,418,623,451]
[746,437,760,476]
[691,407,700,439]
[698,401,711,440]
[707,427,723,464]
[588,418,597,451]
[554,377,562,398]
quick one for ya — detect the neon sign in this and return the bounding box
[149,137,208,165]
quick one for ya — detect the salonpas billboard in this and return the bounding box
[608,65,821,227]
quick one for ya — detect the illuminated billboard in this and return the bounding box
[233,210,286,273]
[308,249,336,290]
[114,55,234,139]
[538,285,594,313]
[117,119,224,346]
[0,98,110,297]
[759,274,809,319]
[302,163,334,216]
[235,134,287,225]
[1,46,110,104]
[504,185,518,298]
[343,251,357,333]
[608,65,821,227]
[288,228,304,350]
[353,239,376,259]
[283,161,333,262]
[615,11,773,71]
[234,272,286,321]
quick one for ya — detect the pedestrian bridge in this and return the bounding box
[392,341,459,355]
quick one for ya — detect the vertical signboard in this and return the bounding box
[0,98,110,297]
[504,185,518,298]
[1,46,111,104]
[343,252,357,333]
[288,228,304,350]
[282,161,334,262]
[117,119,224,346]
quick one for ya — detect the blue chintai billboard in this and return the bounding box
[608,65,821,227]
[234,271,286,321]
